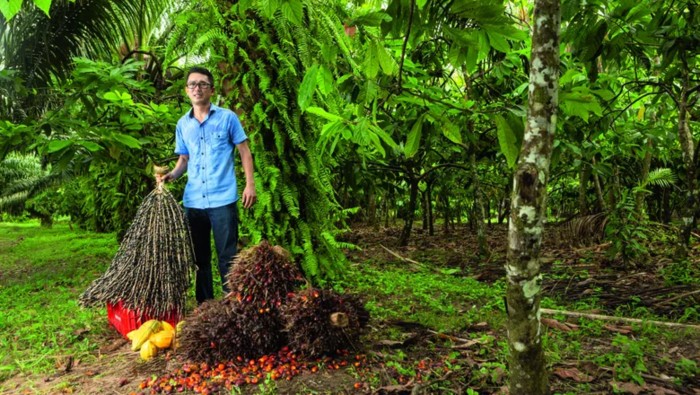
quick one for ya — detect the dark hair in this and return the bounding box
[186,66,214,86]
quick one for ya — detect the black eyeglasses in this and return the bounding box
[186,82,212,90]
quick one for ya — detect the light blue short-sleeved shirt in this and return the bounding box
[175,104,248,209]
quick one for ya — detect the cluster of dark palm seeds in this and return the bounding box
[177,298,283,363]
[281,288,369,357]
[79,185,195,318]
[225,241,304,309]
[177,241,369,363]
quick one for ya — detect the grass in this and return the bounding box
[1,220,698,394]
[0,220,117,383]
[339,262,507,333]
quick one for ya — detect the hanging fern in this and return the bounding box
[166,0,358,283]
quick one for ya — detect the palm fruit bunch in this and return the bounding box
[225,240,304,309]
[177,241,370,363]
[177,298,284,363]
[280,287,369,357]
[177,242,301,363]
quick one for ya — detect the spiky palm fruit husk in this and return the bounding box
[178,298,284,363]
[281,288,369,357]
[79,185,195,318]
[225,241,303,310]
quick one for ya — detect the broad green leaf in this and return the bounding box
[112,133,141,149]
[238,0,253,14]
[405,116,424,158]
[491,25,527,41]
[486,31,510,53]
[560,89,603,122]
[442,120,462,145]
[47,140,73,153]
[320,120,344,138]
[261,0,280,18]
[298,65,319,110]
[637,105,645,121]
[443,27,479,49]
[352,11,391,26]
[591,89,614,101]
[280,0,302,25]
[0,0,22,20]
[316,66,334,96]
[559,68,585,86]
[33,0,51,16]
[450,0,503,22]
[465,47,478,74]
[564,141,582,156]
[416,0,427,10]
[448,44,466,68]
[103,91,131,103]
[369,124,398,149]
[366,132,386,157]
[375,43,395,75]
[77,141,103,152]
[494,115,518,169]
[363,45,380,79]
[305,107,344,121]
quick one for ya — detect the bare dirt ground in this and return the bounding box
[2,223,699,394]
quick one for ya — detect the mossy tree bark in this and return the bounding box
[505,0,560,394]
[675,59,698,259]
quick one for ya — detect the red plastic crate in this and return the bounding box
[107,301,180,338]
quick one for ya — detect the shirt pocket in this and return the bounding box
[212,132,230,149]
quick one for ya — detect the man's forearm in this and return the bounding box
[238,142,255,186]
[170,155,189,179]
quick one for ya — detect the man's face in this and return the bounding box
[185,72,214,106]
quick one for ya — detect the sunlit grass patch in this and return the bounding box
[0,220,117,381]
[341,262,506,332]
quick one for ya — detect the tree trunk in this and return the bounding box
[428,182,434,236]
[471,153,489,258]
[456,200,462,225]
[443,195,451,234]
[635,138,653,218]
[368,189,378,229]
[499,183,511,224]
[578,164,591,215]
[384,196,390,228]
[675,59,698,259]
[591,156,606,212]
[398,178,418,246]
[505,1,560,394]
[422,190,429,231]
[486,199,491,225]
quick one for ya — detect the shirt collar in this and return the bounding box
[187,103,218,119]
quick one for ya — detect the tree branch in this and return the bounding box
[397,0,415,89]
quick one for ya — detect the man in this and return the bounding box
[158,66,256,303]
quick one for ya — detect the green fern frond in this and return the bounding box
[193,29,229,53]
[645,168,675,188]
[280,184,300,218]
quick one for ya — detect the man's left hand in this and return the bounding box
[242,185,257,209]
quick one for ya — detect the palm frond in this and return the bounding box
[644,168,675,189]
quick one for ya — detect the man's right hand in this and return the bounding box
[156,172,173,183]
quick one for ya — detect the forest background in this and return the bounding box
[1,0,699,394]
